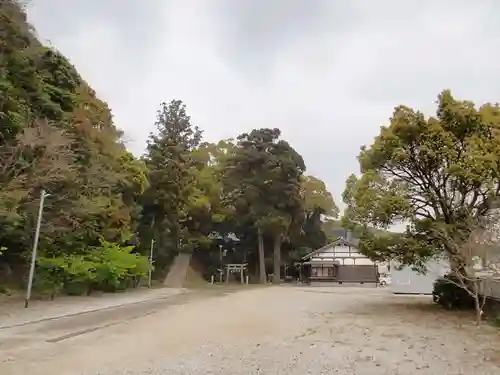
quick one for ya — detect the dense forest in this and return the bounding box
[0,1,340,295]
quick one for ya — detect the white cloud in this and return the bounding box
[27,0,500,212]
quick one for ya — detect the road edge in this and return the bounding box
[0,288,186,330]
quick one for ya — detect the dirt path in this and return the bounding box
[1,286,500,374]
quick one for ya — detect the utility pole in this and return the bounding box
[25,189,49,308]
[219,244,223,283]
[148,216,156,289]
[148,239,155,288]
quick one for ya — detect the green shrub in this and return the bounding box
[0,284,12,295]
[0,246,9,295]
[62,255,97,295]
[432,274,475,310]
[36,255,96,296]
[34,256,66,298]
[492,314,500,327]
[91,240,150,291]
[35,240,151,297]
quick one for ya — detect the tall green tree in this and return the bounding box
[301,176,338,218]
[342,90,500,270]
[293,175,339,253]
[222,128,305,283]
[141,100,202,265]
[181,140,236,253]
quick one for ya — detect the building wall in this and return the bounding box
[391,260,449,295]
[307,243,377,283]
[311,266,334,277]
[390,255,500,298]
[309,244,376,266]
[337,265,378,283]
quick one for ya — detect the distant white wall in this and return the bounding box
[391,260,449,295]
[390,257,500,298]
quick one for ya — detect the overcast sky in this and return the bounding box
[27,0,500,212]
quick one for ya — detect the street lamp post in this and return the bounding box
[25,189,50,308]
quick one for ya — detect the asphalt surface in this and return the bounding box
[0,287,237,352]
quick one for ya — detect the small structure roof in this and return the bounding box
[301,236,359,261]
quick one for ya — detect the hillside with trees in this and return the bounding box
[0,1,338,296]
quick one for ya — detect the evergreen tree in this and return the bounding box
[142,100,202,266]
[222,128,305,283]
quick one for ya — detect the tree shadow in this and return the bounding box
[348,295,482,328]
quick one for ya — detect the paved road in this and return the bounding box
[1,286,500,374]
[0,287,183,329]
[0,287,235,351]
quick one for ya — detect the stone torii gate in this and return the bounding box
[224,263,248,284]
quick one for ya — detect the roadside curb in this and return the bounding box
[0,288,186,330]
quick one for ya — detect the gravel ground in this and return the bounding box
[1,286,500,375]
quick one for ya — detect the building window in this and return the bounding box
[311,267,319,277]
[327,267,335,277]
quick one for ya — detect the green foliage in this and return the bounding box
[0,1,146,264]
[0,284,12,295]
[432,275,475,310]
[222,128,305,235]
[287,247,311,263]
[301,175,338,218]
[9,0,500,294]
[35,241,150,296]
[292,176,339,250]
[141,99,203,262]
[0,244,12,295]
[342,90,500,268]
[91,240,150,290]
[221,128,306,282]
[181,140,236,252]
[0,1,339,291]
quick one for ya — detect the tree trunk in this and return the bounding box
[474,281,482,326]
[273,233,281,284]
[257,227,266,284]
[474,294,482,326]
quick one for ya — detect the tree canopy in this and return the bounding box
[342,90,500,269]
[221,128,306,282]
